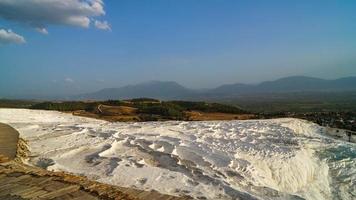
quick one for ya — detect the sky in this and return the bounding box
[1,0,356,98]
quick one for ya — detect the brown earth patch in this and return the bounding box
[185,111,256,121]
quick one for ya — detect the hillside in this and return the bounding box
[29,99,252,122]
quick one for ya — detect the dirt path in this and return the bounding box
[0,123,191,200]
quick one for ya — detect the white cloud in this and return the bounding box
[0,29,26,45]
[64,77,74,83]
[94,20,111,31]
[35,27,49,35]
[0,0,108,33]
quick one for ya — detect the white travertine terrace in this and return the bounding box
[0,109,355,200]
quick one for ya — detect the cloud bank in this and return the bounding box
[0,0,108,32]
[0,0,109,45]
[0,29,26,45]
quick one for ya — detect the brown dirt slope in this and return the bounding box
[0,123,19,161]
[185,111,256,121]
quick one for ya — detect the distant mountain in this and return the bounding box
[77,76,356,100]
[76,81,195,100]
[209,76,356,96]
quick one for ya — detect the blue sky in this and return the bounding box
[1,0,356,97]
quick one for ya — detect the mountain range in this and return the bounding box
[76,76,356,100]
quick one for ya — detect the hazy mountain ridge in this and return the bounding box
[213,76,356,94]
[77,80,195,100]
[76,76,356,100]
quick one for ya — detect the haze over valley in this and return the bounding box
[77,76,356,100]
